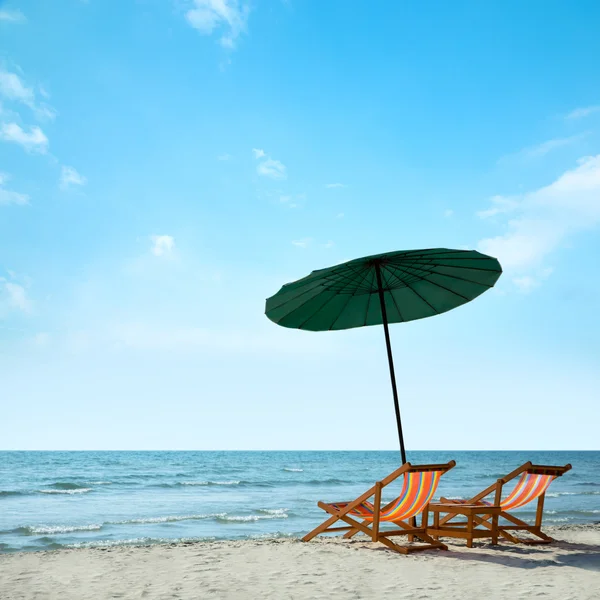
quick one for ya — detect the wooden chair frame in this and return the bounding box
[439,461,572,544]
[302,460,456,554]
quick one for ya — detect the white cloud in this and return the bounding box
[478,155,600,275]
[336,212,344,219]
[60,166,87,190]
[0,122,48,152]
[323,240,335,249]
[0,172,29,206]
[444,209,454,218]
[217,153,231,161]
[0,9,26,23]
[477,195,520,219]
[252,148,287,179]
[566,106,600,120]
[0,68,56,120]
[185,0,250,50]
[151,235,176,257]
[1,280,32,313]
[291,238,312,248]
[499,133,588,164]
[513,268,553,294]
[325,183,347,189]
[278,194,301,208]
[257,158,287,180]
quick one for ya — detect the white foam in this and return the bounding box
[217,512,288,523]
[114,513,225,525]
[258,508,289,516]
[27,524,102,535]
[283,468,303,472]
[38,488,93,495]
[180,480,241,486]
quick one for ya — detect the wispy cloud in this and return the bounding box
[0,273,32,314]
[0,68,56,120]
[291,238,312,248]
[151,235,176,257]
[258,158,286,179]
[323,240,334,249]
[184,0,250,49]
[498,133,588,164]
[478,155,600,288]
[325,183,347,189]
[0,172,29,206]
[253,148,287,180]
[513,268,553,294]
[444,209,454,218]
[477,195,520,219]
[566,106,600,120]
[336,212,344,219]
[217,153,231,161]
[59,166,87,191]
[0,122,48,152]
[0,9,26,23]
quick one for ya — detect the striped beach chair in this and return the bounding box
[439,461,572,544]
[302,461,456,554]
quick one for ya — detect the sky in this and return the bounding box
[1,0,599,451]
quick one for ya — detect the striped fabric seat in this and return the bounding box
[445,472,556,511]
[331,470,443,522]
[500,473,555,511]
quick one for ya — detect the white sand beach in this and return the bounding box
[1,525,598,600]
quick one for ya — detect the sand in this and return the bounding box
[1,525,599,599]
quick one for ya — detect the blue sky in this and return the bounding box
[1,0,599,451]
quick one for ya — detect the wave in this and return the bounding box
[547,491,600,498]
[257,508,289,517]
[216,512,289,523]
[179,480,241,487]
[14,524,103,535]
[574,482,600,487]
[0,490,26,498]
[304,478,347,485]
[47,482,92,491]
[112,514,225,525]
[38,488,93,495]
[283,468,303,472]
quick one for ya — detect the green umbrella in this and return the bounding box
[265,248,502,463]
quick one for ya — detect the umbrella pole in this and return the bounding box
[375,264,407,464]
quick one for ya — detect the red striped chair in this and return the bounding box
[302,461,456,554]
[439,462,572,544]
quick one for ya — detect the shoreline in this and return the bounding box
[1,522,598,556]
[1,525,599,599]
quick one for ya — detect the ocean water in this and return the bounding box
[1,451,598,553]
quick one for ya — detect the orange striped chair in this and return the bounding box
[303,461,456,554]
[439,462,572,544]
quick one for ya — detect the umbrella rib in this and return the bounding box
[296,292,342,330]
[381,267,405,322]
[399,264,472,302]
[398,264,498,288]
[329,266,374,330]
[267,280,330,312]
[400,276,441,315]
[393,257,502,273]
[323,264,373,294]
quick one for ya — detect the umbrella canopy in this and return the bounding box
[265,248,502,462]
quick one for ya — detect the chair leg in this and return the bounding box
[302,513,342,542]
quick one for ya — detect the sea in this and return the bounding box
[1,451,598,553]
